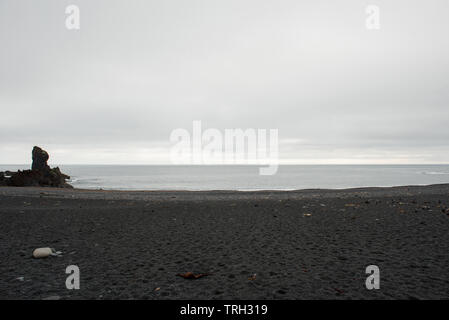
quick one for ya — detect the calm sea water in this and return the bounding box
[1,165,449,191]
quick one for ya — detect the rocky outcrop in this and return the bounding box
[0,171,6,186]
[32,146,51,172]
[0,146,73,188]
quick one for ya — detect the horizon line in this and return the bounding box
[2,163,449,166]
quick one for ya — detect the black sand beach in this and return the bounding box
[1,184,448,300]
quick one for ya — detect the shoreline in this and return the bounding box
[1,183,449,201]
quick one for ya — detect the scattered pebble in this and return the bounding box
[33,248,53,258]
[177,272,210,280]
[32,248,63,258]
[248,274,257,281]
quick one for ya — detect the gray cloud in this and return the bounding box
[1,0,448,163]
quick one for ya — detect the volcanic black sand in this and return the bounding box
[0,184,448,300]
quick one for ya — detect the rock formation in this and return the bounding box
[0,171,6,186]
[0,146,73,188]
[32,146,51,172]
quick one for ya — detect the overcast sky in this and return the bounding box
[1,0,448,164]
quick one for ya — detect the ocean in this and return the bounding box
[1,164,449,191]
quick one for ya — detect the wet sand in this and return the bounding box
[1,184,449,299]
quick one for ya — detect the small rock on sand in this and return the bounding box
[32,248,53,259]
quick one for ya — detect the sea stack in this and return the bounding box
[31,146,51,172]
[0,146,73,188]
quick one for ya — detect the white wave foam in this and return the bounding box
[420,171,449,175]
